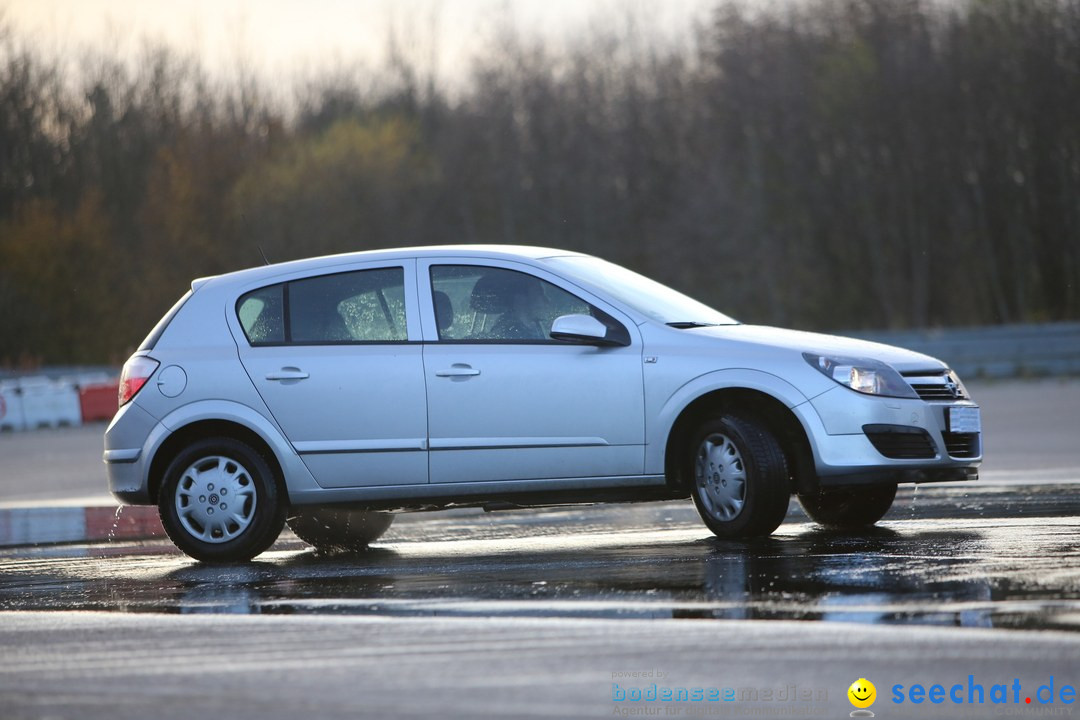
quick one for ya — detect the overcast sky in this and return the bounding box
[1,0,717,86]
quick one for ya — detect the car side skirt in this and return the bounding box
[286,473,671,510]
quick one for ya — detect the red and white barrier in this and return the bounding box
[0,375,119,431]
[79,382,120,423]
[0,505,163,547]
[19,378,82,429]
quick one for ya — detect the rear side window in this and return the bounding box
[237,267,407,346]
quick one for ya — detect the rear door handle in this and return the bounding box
[265,368,310,381]
[435,364,481,378]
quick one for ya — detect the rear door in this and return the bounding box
[234,260,428,488]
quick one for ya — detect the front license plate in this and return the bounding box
[948,406,981,433]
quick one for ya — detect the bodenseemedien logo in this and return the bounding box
[847,678,877,717]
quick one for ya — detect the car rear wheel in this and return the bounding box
[797,483,897,528]
[689,414,791,538]
[158,437,286,562]
[287,508,394,553]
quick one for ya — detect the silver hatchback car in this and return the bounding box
[105,246,981,561]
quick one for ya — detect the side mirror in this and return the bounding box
[550,314,624,346]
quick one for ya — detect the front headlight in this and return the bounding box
[803,353,918,399]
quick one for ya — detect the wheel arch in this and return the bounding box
[145,401,306,505]
[662,382,816,496]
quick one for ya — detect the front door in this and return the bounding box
[421,261,645,484]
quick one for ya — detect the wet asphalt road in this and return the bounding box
[2,484,1080,719]
[1,486,1080,627]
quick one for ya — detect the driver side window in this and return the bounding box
[430,266,591,342]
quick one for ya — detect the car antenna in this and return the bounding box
[258,245,271,266]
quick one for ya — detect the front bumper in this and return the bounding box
[801,386,982,488]
[817,465,977,487]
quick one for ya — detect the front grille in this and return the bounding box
[910,384,960,401]
[863,424,937,459]
[943,432,980,459]
[903,371,969,402]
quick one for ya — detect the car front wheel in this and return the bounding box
[797,483,897,528]
[689,414,791,538]
[158,437,286,562]
[287,508,394,553]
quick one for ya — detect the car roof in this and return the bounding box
[193,245,586,291]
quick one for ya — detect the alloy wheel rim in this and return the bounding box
[695,432,747,521]
[175,455,257,543]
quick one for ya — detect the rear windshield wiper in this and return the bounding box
[666,322,721,329]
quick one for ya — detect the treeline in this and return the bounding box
[2,0,1079,364]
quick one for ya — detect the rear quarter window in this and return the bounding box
[237,284,285,345]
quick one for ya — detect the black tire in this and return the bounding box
[287,507,394,552]
[158,437,286,562]
[688,414,791,538]
[798,483,897,528]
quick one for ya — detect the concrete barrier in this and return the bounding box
[18,377,82,429]
[0,379,25,432]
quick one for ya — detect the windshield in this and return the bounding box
[543,256,738,326]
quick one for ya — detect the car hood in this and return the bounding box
[690,324,948,373]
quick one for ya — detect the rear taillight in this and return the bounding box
[118,355,160,407]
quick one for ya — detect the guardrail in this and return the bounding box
[846,322,1080,379]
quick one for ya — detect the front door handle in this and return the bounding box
[435,364,481,378]
[265,367,310,381]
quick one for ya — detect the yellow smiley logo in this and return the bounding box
[848,678,876,709]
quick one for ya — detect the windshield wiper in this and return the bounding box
[666,321,721,329]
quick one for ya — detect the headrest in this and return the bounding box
[469,273,516,313]
[433,290,454,332]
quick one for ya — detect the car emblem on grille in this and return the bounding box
[944,379,960,398]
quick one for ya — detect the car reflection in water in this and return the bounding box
[2,516,1062,630]
[1,522,1010,627]
[691,528,994,627]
